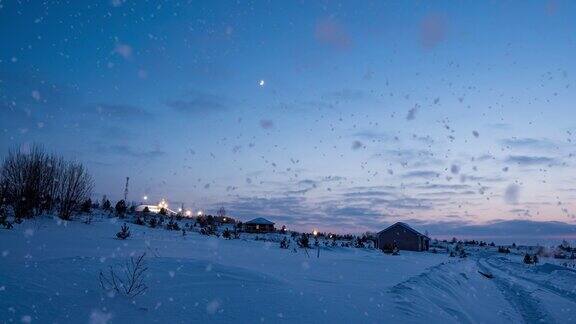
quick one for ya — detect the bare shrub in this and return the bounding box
[99,253,148,298]
[0,145,93,219]
[56,162,93,220]
[116,223,130,239]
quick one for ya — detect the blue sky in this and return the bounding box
[2,0,576,237]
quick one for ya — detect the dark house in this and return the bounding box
[376,222,430,252]
[243,217,275,233]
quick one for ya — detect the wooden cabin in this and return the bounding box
[243,217,275,233]
[376,222,430,252]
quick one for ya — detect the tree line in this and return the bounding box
[0,145,93,220]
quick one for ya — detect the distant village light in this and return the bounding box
[313,230,318,236]
[143,195,148,201]
[185,210,192,217]
[197,211,203,216]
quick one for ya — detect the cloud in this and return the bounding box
[95,103,152,120]
[402,170,440,179]
[324,206,383,218]
[98,144,166,158]
[353,130,391,141]
[322,89,364,102]
[376,148,443,167]
[420,220,576,244]
[500,137,557,150]
[314,17,352,49]
[486,123,511,130]
[343,191,395,198]
[505,155,559,166]
[283,179,318,195]
[415,184,471,190]
[458,175,505,183]
[166,91,228,114]
[387,197,433,210]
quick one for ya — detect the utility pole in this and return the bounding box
[124,177,129,202]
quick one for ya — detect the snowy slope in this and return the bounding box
[1,215,575,323]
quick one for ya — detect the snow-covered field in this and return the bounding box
[2,215,576,323]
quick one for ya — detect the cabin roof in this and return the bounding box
[245,217,275,225]
[378,222,429,239]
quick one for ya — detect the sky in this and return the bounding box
[2,0,576,239]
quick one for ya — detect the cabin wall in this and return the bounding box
[244,224,275,233]
[378,225,427,251]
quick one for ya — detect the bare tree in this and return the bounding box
[99,253,148,298]
[57,161,94,220]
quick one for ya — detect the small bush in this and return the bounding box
[280,237,290,249]
[166,218,180,231]
[222,228,232,239]
[148,217,158,228]
[298,233,310,248]
[99,253,148,298]
[116,223,130,240]
[354,237,366,248]
[201,225,216,236]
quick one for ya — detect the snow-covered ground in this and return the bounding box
[1,215,576,323]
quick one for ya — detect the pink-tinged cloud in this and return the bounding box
[419,13,447,49]
[314,17,352,50]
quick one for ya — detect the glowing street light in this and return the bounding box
[143,195,148,201]
[197,211,203,216]
[185,210,192,217]
[313,229,318,236]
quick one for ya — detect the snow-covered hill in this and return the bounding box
[1,215,575,323]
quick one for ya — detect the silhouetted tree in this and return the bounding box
[102,199,111,211]
[115,200,127,217]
